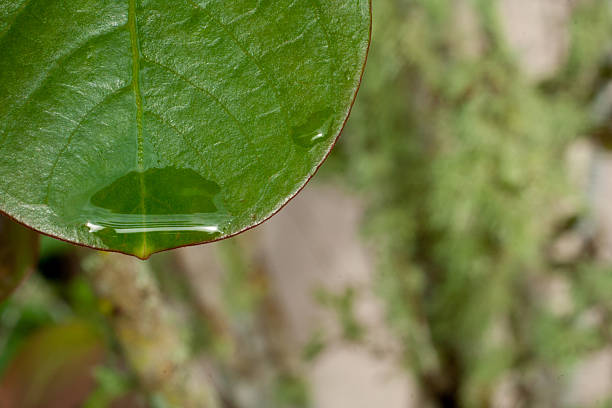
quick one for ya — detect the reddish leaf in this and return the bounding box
[0,216,39,302]
[0,322,105,408]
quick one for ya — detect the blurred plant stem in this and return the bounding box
[176,239,308,408]
[84,252,219,408]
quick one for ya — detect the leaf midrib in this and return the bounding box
[128,0,144,169]
[128,0,147,256]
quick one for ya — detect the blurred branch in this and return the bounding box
[176,240,307,408]
[84,253,219,408]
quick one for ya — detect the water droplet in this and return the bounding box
[67,167,232,257]
[86,222,104,233]
[291,108,335,148]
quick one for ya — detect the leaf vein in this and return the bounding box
[128,0,144,169]
[0,0,34,42]
[44,85,132,204]
[185,0,291,132]
[141,55,251,142]
[0,25,127,146]
[307,0,337,79]
[128,0,147,256]
[144,109,212,173]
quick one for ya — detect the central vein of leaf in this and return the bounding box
[128,0,144,169]
[128,0,147,256]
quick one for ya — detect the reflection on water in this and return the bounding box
[291,108,335,148]
[69,166,232,258]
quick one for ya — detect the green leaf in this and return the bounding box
[0,216,38,302]
[0,0,371,259]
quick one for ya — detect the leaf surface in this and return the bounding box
[0,0,371,258]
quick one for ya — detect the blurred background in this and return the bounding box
[3,0,612,407]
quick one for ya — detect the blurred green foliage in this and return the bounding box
[316,287,364,342]
[332,0,612,406]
